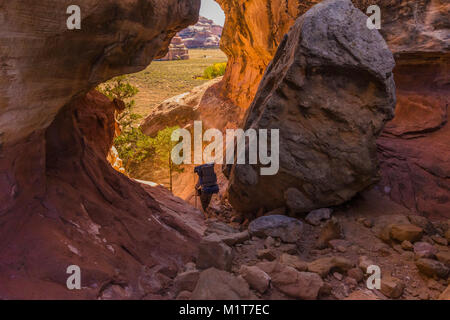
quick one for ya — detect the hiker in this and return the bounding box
[194,163,219,212]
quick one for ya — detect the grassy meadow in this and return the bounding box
[124,49,227,120]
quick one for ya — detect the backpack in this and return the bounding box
[194,163,219,194]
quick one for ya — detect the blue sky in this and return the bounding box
[200,0,225,26]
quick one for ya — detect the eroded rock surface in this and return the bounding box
[227,0,396,214]
[0,0,203,299]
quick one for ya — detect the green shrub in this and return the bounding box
[202,62,227,80]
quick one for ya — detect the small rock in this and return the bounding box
[390,224,423,243]
[333,272,343,281]
[305,208,332,226]
[257,249,277,261]
[401,240,413,251]
[173,270,200,294]
[413,242,438,259]
[401,251,415,261]
[248,215,303,243]
[307,256,353,277]
[278,253,308,271]
[347,267,364,282]
[184,262,196,271]
[380,276,405,299]
[408,215,437,235]
[358,256,375,273]
[197,233,233,271]
[257,261,323,300]
[415,258,449,279]
[239,265,271,293]
[431,235,448,246]
[191,268,255,300]
[329,239,351,250]
[219,230,250,246]
[436,251,450,267]
[205,221,239,236]
[316,218,343,249]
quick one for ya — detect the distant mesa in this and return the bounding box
[157,35,190,61]
[179,16,223,49]
[157,16,223,61]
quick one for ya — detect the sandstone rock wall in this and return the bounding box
[0,0,203,299]
[217,0,448,109]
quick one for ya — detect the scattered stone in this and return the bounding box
[408,215,437,235]
[347,268,364,282]
[358,256,374,273]
[197,233,233,271]
[248,215,303,243]
[316,218,343,249]
[219,231,250,246]
[380,276,405,299]
[305,208,332,226]
[278,253,308,271]
[191,268,255,300]
[239,265,271,293]
[390,224,423,243]
[436,251,450,267]
[439,285,450,300]
[373,215,410,242]
[184,262,196,272]
[329,239,351,251]
[333,272,343,281]
[415,258,449,279]
[414,242,438,259]
[257,249,277,261]
[258,262,323,300]
[173,270,200,294]
[319,283,333,296]
[307,256,353,277]
[401,240,414,251]
[205,221,239,236]
[431,235,448,246]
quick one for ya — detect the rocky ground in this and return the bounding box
[171,188,450,300]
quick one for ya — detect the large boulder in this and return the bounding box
[227,0,396,214]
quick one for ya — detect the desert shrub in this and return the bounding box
[202,62,227,79]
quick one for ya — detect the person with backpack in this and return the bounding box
[194,163,219,213]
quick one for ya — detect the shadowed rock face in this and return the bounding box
[0,0,203,299]
[0,0,200,146]
[227,0,396,215]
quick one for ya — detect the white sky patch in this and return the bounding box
[200,0,225,26]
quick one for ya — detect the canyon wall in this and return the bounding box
[0,0,203,299]
[219,0,449,219]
